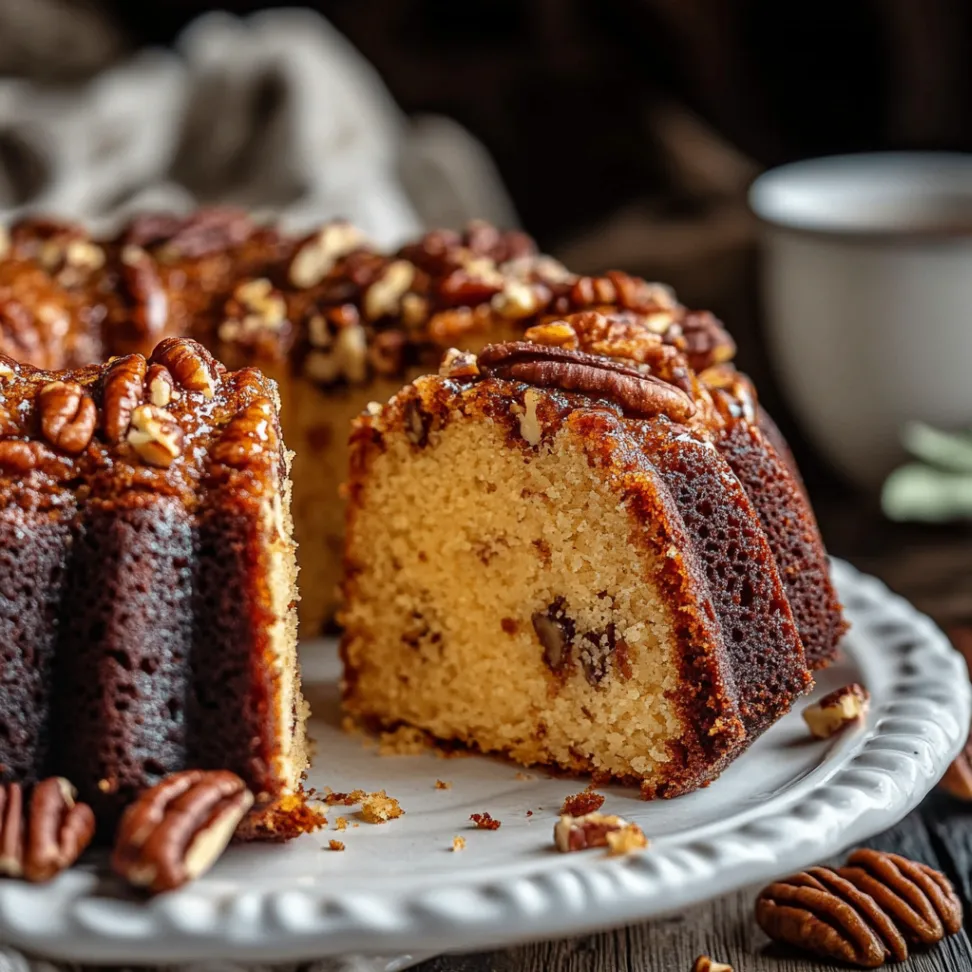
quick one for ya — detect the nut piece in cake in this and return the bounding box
[0,779,95,882]
[803,683,870,739]
[111,770,254,894]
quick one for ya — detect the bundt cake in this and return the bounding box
[0,212,845,661]
[0,337,314,840]
[341,310,844,796]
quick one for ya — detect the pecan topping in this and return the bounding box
[438,348,480,379]
[0,779,96,883]
[803,683,869,739]
[289,222,366,288]
[119,246,169,340]
[477,342,696,422]
[150,337,220,398]
[146,364,176,407]
[363,259,416,321]
[755,851,961,968]
[368,329,408,378]
[37,381,97,454]
[127,404,184,467]
[210,398,276,468]
[553,811,647,855]
[111,769,254,894]
[0,439,52,474]
[123,209,254,260]
[102,354,147,443]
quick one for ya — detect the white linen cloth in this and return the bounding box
[0,7,515,969]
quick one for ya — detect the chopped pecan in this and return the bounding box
[37,381,97,454]
[150,337,221,398]
[491,280,550,319]
[111,769,253,894]
[146,364,176,407]
[803,683,869,739]
[210,398,276,468]
[678,309,736,371]
[469,812,501,830]
[533,597,575,673]
[554,811,647,855]
[691,959,732,972]
[0,778,96,883]
[438,348,480,380]
[102,354,147,443]
[127,404,184,467]
[363,260,416,321]
[289,222,366,288]
[478,342,696,422]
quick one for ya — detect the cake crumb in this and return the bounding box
[451,836,466,852]
[526,810,534,817]
[358,790,404,823]
[561,785,605,816]
[435,779,452,790]
[378,724,429,756]
[323,788,366,806]
[470,812,501,831]
[328,840,346,852]
[340,715,362,735]
[514,771,534,781]
[335,816,348,831]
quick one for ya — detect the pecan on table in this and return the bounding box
[0,778,96,883]
[477,342,696,422]
[111,770,254,894]
[756,851,962,968]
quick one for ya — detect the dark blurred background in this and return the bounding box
[5,0,972,504]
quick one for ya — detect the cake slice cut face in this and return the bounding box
[0,338,315,840]
[342,327,817,796]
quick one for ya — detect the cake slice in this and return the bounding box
[341,316,817,796]
[0,338,316,839]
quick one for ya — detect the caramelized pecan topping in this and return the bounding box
[755,851,962,968]
[150,337,221,399]
[477,342,696,422]
[210,398,276,468]
[126,404,184,467]
[122,209,254,259]
[37,380,97,454]
[0,778,96,883]
[112,769,254,894]
[101,354,147,443]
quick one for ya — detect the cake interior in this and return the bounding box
[342,413,688,783]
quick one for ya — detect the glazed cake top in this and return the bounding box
[0,336,284,512]
[0,212,737,387]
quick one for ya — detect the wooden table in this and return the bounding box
[415,504,972,971]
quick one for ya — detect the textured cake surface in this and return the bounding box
[342,311,844,796]
[0,337,313,840]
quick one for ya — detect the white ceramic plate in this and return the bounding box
[0,559,967,964]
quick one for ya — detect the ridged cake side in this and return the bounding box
[0,339,314,840]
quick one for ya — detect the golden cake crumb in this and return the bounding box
[514,771,534,781]
[328,840,346,852]
[470,812,501,830]
[335,816,348,831]
[451,836,467,852]
[341,715,362,735]
[358,790,404,823]
[377,724,429,756]
[435,779,452,790]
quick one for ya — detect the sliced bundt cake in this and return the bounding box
[0,337,315,839]
[340,313,840,796]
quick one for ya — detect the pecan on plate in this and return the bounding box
[691,958,732,972]
[112,769,253,894]
[477,342,696,422]
[37,381,97,455]
[553,811,647,855]
[803,683,869,739]
[0,778,96,882]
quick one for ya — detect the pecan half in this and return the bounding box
[210,398,276,468]
[150,337,221,398]
[477,342,696,422]
[0,779,96,883]
[123,209,254,260]
[37,381,97,454]
[112,769,254,894]
[102,354,147,443]
[692,958,733,972]
[119,246,169,341]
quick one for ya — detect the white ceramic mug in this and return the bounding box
[749,153,972,490]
